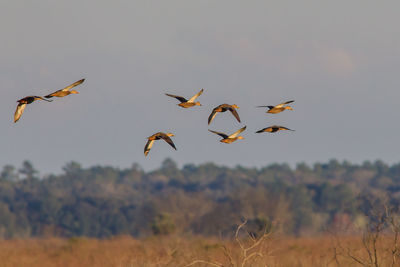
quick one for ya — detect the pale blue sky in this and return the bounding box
[1,1,399,174]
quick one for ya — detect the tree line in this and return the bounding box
[0,159,399,238]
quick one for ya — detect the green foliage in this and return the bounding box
[0,159,398,238]
[18,160,38,180]
[1,165,19,181]
[151,213,176,235]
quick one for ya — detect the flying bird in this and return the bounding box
[165,88,204,108]
[44,79,85,98]
[14,96,52,123]
[256,125,295,133]
[208,126,246,144]
[208,104,241,125]
[144,132,176,156]
[257,100,294,114]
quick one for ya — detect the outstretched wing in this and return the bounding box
[61,79,85,92]
[278,126,295,131]
[14,103,26,123]
[275,100,294,108]
[34,96,52,102]
[45,79,84,98]
[255,127,267,133]
[160,135,177,150]
[144,139,155,156]
[229,126,246,138]
[165,93,188,103]
[229,107,241,123]
[256,105,274,109]
[188,88,204,103]
[208,108,218,125]
[208,129,229,139]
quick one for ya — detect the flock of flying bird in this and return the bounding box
[147,88,295,156]
[14,79,295,156]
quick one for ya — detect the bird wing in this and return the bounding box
[255,127,267,133]
[144,139,155,156]
[208,129,229,139]
[275,100,294,108]
[188,88,204,103]
[45,91,59,98]
[229,126,246,138]
[14,103,26,123]
[160,135,177,150]
[229,107,241,123]
[165,93,188,103]
[278,126,295,131]
[61,79,85,92]
[34,96,52,102]
[45,79,84,98]
[208,108,218,125]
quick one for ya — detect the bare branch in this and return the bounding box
[235,220,248,251]
[362,229,374,265]
[244,233,271,254]
[346,247,367,266]
[184,259,224,267]
[241,252,263,267]
[222,245,235,267]
[186,219,271,267]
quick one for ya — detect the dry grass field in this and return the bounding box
[0,234,397,267]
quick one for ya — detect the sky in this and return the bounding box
[1,1,400,174]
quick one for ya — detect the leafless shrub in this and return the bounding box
[332,201,400,267]
[184,219,273,267]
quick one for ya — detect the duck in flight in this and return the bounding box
[208,104,241,125]
[208,126,246,144]
[165,88,204,108]
[14,96,52,123]
[44,79,85,98]
[257,100,294,114]
[144,132,176,156]
[256,125,295,133]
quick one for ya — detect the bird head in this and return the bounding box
[70,90,79,94]
[166,133,175,137]
[195,102,202,106]
[232,104,239,109]
[285,106,293,110]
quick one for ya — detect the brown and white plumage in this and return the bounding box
[144,132,176,156]
[14,96,52,123]
[208,126,246,143]
[257,100,294,114]
[165,88,203,108]
[208,104,240,125]
[44,79,85,98]
[14,103,27,123]
[256,125,295,133]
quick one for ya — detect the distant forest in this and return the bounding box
[0,159,399,239]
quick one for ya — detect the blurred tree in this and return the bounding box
[161,158,178,170]
[0,202,16,238]
[0,165,19,181]
[0,158,398,238]
[19,160,38,180]
[151,213,176,235]
[296,162,311,172]
[62,161,82,176]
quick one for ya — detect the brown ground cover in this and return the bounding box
[0,234,397,267]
